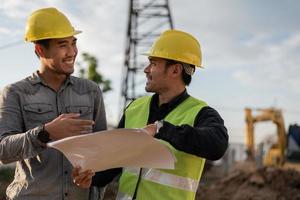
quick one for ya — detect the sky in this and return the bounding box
[0,0,299,145]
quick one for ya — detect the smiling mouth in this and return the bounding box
[65,61,73,64]
[63,59,74,65]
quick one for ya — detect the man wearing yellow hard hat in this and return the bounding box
[0,7,107,199]
[110,30,228,199]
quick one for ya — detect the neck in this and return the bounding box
[38,67,67,92]
[158,85,185,106]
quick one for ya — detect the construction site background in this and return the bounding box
[1,142,300,199]
[102,143,300,200]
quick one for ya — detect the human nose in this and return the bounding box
[144,64,150,74]
[67,45,77,57]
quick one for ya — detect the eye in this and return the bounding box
[150,62,156,66]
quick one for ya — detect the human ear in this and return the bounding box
[35,44,45,58]
[171,63,183,77]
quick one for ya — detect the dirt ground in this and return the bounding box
[103,163,300,200]
[197,164,300,200]
[2,163,300,200]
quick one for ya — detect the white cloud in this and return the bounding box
[232,31,300,94]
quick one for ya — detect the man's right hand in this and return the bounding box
[44,113,94,140]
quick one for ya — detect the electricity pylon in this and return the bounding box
[120,0,174,115]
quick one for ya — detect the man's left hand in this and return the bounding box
[72,166,95,188]
[143,123,157,136]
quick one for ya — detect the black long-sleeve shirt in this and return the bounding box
[118,90,228,160]
[92,90,228,186]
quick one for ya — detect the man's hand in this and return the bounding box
[72,166,95,189]
[45,113,94,140]
[143,123,157,137]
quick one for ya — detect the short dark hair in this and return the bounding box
[34,39,51,58]
[165,59,193,86]
[35,39,51,48]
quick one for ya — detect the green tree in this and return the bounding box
[78,52,112,93]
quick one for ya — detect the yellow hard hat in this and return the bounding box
[24,7,81,42]
[143,29,202,67]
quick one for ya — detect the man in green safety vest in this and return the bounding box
[93,29,229,200]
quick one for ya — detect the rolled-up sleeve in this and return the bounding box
[0,85,44,164]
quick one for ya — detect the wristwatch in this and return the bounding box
[37,124,51,143]
[155,120,164,134]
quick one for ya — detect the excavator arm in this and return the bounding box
[245,108,286,166]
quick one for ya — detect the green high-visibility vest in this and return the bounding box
[117,95,207,200]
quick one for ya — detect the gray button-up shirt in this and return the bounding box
[0,72,107,200]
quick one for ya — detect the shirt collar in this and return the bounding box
[151,89,189,111]
[28,71,75,86]
[27,71,42,85]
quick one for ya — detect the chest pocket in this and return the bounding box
[23,103,54,123]
[66,106,92,119]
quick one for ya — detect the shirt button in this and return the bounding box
[64,171,68,174]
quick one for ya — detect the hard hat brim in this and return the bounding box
[141,52,203,68]
[25,30,82,42]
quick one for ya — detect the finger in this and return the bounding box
[78,125,93,132]
[70,126,93,135]
[79,174,93,184]
[74,171,93,186]
[77,119,95,126]
[76,170,93,180]
[74,171,94,188]
[70,119,95,126]
[71,125,92,131]
[80,173,94,187]
[143,124,156,136]
[81,178,92,188]
[61,113,81,119]
[72,166,81,177]
[74,174,85,186]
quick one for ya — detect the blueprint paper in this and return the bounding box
[47,128,175,172]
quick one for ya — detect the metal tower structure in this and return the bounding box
[120,0,174,113]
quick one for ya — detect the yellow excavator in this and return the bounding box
[245,107,300,170]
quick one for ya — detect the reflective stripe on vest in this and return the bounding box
[123,168,198,192]
[116,191,132,200]
[143,168,198,192]
[118,96,208,200]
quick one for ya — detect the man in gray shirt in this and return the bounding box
[0,7,107,200]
